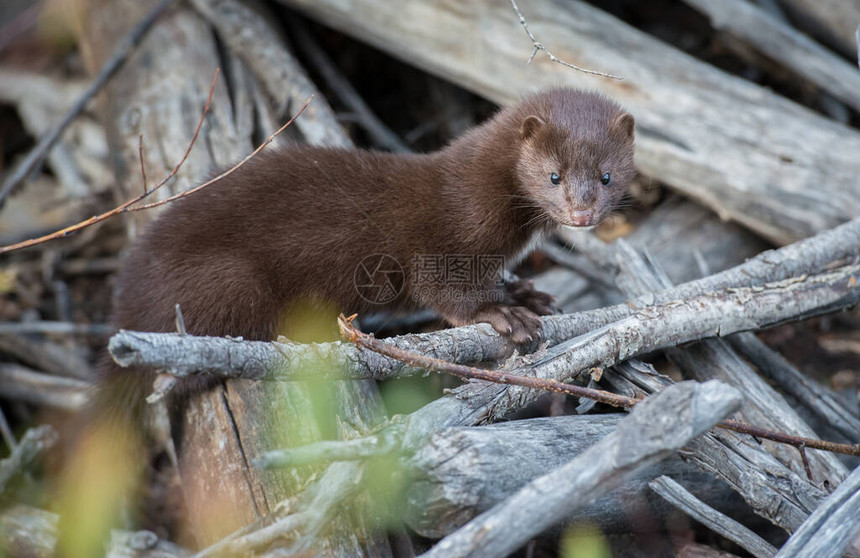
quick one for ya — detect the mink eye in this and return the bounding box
[550,172,561,185]
[601,172,611,185]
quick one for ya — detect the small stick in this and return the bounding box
[339,314,860,457]
[174,303,187,336]
[509,0,622,80]
[0,0,177,208]
[0,82,313,253]
[0,68,219,254]
[129,95,313,212]
[0,407,15,452]
[148,303,190,403]
[138,134,148,194]
[338,313,640,409]
[716,419,859,460]
[288,19,410,153]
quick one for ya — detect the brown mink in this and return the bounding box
[107,88,635,397]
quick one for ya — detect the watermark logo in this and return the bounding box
[354,254,405,304]
[410,254,506,304]
[411,254,505,287]
[354,253,507,305]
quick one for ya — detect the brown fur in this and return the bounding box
[106,88,635,397]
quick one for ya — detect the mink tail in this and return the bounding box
[51,353,157,557]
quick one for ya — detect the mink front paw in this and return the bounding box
[506,279,556,316]
[473,304,542,344]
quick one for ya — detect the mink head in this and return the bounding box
[514,90,635,229]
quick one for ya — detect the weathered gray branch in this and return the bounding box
[108,265,860,388]
[607,362,828,534]
[0,504,188,558]
[404,413,754,538]
[0,0,175,208]
[188,0,350,147]
[0,427,58,495]
[682,0,860,113]
[419,381,742,558]
[650,475,777,558]
[728,332,860,443]
[578,236,847,485]
[0,364,90,412]
[287,19,409,152]
[515,264,859,404]
[778,0,860,57]
[773,464,860,558]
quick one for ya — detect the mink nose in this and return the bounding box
[570,210,593,227]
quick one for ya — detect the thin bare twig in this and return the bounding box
[0,426,58,494]
[129,95,314,212]
[0,79,313,253]
[0,68,219,254]
[0,0,177,208]
[338,314,860,457]
[0,407,15,452]
[509,0,622,80]
[337,314,638,409]
[288,19,410,153]
[138,134,148,194]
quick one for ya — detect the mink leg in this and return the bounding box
[504,278,556,316]
[430,284,544,344]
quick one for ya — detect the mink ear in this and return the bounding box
[520,115,546,140]
[611,113,635,141]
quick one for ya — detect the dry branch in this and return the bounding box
[773,464,860,558]
[110,263,860,390]
[419,381,741,558]
[0,427,58,495]
[0,0,176,208]
[507,0,621,80]
[0,88,313,254]
[287,19,410,152]
[573,235,848,483]
[188,0,350,147]
[682,0,860,113]
[404,414,754,538]
[0,70,221,254]
[0,505,188,558]
[607,362,828,534]
[778,0,860,57]
[0,364,89,412]
[650,476,778,558]
[728,333,860,442]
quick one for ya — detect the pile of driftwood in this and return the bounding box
[1,0,860,556]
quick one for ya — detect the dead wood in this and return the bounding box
[419,380,741,558]
[0,364,89,412]
[650,476,778,558]
[773,464,860,558]
[777,0,860,57]
[0,505,189,558]
[0,426,58,496]
[682,0,860,113]
[570,234,848,485]
[606,362,827,533]
[404,413,755,538]
[0,0,175,208]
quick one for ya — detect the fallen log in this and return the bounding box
[404,413,756,538]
